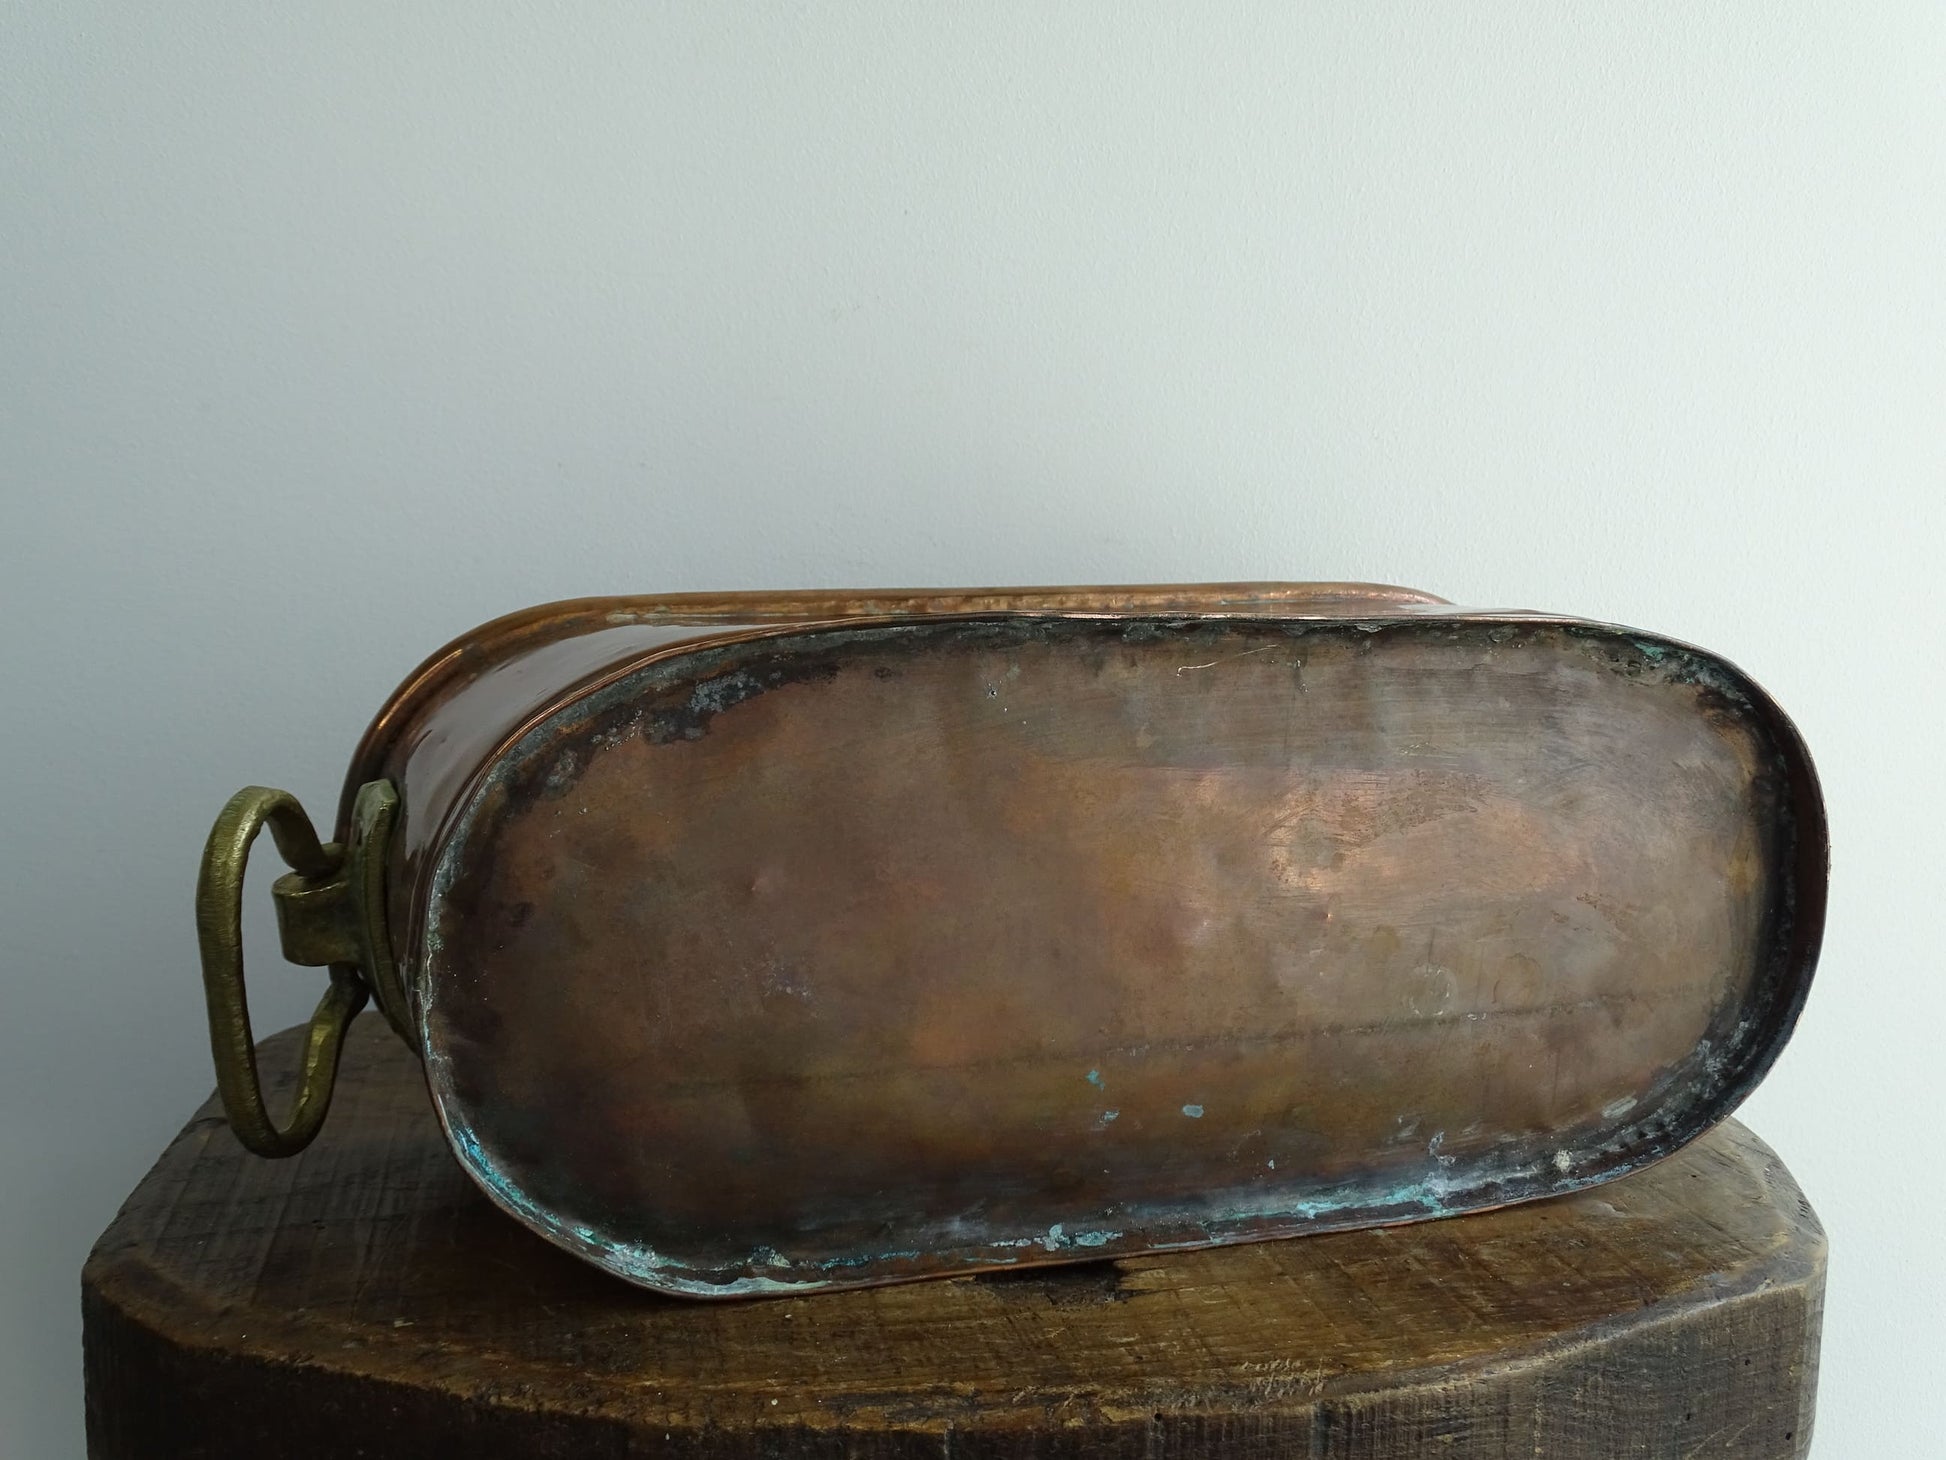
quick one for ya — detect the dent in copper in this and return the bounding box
[407,613,1821,1296]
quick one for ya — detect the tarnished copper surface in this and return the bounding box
[337,579,1449,836]
[341,584,1450,982]
[376,600,1823,1297]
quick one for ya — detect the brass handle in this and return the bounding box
[194,780,403,1157]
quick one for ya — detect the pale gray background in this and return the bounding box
[3,6,1941,1456]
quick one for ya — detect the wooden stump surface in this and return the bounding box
[84,1017,1824,1458]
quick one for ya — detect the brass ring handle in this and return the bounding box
[195,786,369,1157]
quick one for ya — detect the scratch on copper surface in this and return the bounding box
[1174,643,1283,675]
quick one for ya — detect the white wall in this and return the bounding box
[3,6,1940,1455]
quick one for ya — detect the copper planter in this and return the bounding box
[196,583,1824,1297]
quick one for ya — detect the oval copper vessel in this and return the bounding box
[197,585,1824,1298]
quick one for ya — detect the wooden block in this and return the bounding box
[83,1018,1824,1459]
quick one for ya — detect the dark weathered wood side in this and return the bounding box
[84,1018,1823,1459]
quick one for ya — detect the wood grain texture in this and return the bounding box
[84,1018,1824,1459]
